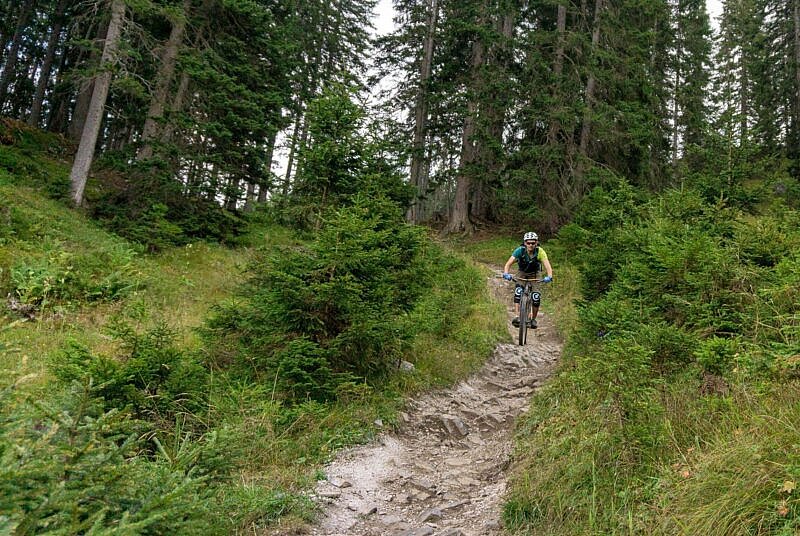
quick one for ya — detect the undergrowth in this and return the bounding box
[505,179,800,535]
[0,125,504,533]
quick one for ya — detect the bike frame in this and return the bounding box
[512,276,541,345]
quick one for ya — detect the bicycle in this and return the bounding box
[512,276,541,346]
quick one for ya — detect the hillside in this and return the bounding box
[0,126,508,534]
[4,120,800,536]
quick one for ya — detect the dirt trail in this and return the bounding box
[307,272,561,536]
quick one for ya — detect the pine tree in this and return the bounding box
[0,0,35,112]
[69,0,126,206]
[669,0,712,162]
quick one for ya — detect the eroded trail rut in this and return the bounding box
[308,274,561,536]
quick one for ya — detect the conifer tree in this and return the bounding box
[669,0,712,161]
[69,0,126,206]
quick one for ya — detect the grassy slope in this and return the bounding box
[500,193,800,535]
[0,127,507,533]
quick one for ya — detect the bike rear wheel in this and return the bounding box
[518,291,528,345]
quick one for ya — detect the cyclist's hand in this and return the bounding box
[502,273,512,281]
[542,275,553,283]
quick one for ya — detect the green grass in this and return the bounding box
[399,258,507,388]
[0,128,510,533]
[501,185,800,536]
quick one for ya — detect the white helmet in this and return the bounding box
[523,231,538,241]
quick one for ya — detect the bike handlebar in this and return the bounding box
[497,274,542,282]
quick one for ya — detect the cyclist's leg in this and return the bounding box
[525,274,541,326]
[531,288,543,327]
[512,281,523,323]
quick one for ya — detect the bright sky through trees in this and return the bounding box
[372,0,724,35]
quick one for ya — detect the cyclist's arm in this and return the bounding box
[542,257,553,278]
[503,255,517,274]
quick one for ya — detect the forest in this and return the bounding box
[1,0,800,534]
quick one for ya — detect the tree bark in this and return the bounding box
[445,11,487,235]
[0,1,35,110]
[282,112,303,195]
[257,129,277,203]
[69,18,108,142]
[575,0,604,182]
[407,0,438,223]
[46,35,74,133]
[470,6,516,224]
[793,0,800,160]
[0,3,12,67]
[547,3,567,144]
[29,0,69,127]
[69,0,125,206]
[137,0,189,160]
[160,70,190,144]
[670,0,684,164]
[225,177,240,210]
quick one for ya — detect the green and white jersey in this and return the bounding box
[511,245,548,274]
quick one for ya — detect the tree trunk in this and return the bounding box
[471,6,515,223]
[258,129,277,203]
[547,3,567,144]
[672,51,681,164]
[69,0,125,206]
[29,0,68,127]
[68,19,107,142]
[575,0,604,182]
[793,0,800,161]
[137,0,189,160]
[445,12,487,235]
[0,3,12,67]
[407,0,438,223]
[243,181,256,211]
[282,112,304,195]
[225,177,240,210]
[0,1,35,110]
[46,36,73,133]
[739,59,748,145]
[160,70,190,144]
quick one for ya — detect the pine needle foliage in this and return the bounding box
[51,322,209,420]
[206,195,437,401]
[506,179,800,534]
[0,378,217,535]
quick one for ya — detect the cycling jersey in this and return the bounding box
[511,245,549,274]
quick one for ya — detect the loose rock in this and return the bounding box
[303,268,561,536]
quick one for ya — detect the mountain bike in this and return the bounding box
[513,277,541,346]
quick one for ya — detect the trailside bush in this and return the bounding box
[88,165,248,251]
[9,246,138,310]
[51,322,209,419]
[206,195,435,401]
[0,379,219,535]
[508,181,800,535]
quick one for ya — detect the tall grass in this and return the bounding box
[504,183,800,535]
[1,134,507,532]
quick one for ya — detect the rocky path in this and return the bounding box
[307,273,561,536]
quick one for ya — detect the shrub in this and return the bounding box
[694,336,741,375]
[206,196,435,401]
[88,162,247,250]
[507,181,800,534]
[0,378,218,535]
[8,244,139,311]
[51,322,209,419]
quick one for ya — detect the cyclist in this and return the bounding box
[502,231,553,328]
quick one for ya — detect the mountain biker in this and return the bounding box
[502,231,553,328]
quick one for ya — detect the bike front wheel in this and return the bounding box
[518,291,528,345]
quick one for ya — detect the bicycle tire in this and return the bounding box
[518,289,528,345]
